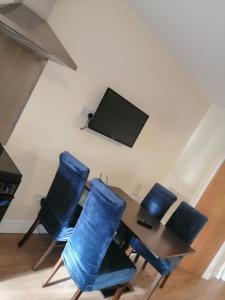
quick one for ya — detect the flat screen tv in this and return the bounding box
[88,88,149,147]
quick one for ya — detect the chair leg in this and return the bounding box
[159,273,171,289]
[141,260,148,270]
[17,217,40,247]
[133,254,140,264]
[112,283,128,300]
[144,273,162,300]
[33,240,57,271]
[42,257,63,287]
[71,289,83,300]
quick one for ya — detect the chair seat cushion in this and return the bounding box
[130,237,180,276]
[55,227,74,242]
[63,241,136,291]
[39,204,83,242]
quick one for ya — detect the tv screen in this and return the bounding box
[88,88,149,147]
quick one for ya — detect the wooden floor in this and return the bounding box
[0,233,224,300]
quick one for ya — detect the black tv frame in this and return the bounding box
[88,88,149,148]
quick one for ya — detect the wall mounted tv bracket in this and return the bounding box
[80,113,94,130]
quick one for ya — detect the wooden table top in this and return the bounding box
[110,186,195,259]
[85,182,195,259]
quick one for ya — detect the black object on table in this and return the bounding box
[136,208,154,229]
[137,218,152,229]
[0,144,22,222]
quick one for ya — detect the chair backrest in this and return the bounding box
[62,178,126,291]
[141,183,177,220]
[166,201,208,244]
[39,151,89,235]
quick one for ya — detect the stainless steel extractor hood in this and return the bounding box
[0,3,77,145]
[0,3,77,70]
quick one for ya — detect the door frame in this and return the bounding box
[190,153,225,207]
[190,153,225,279]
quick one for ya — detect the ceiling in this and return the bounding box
[128,0,225,106]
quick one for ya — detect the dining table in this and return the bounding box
[85,182,195,259]
[83,182,195,298]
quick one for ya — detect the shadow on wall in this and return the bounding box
[13,149,39,204]
[6,150,56,219]
[45,62,70,90]
[131,184,144,202]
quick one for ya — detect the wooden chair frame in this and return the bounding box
[18,217,61,271]
[42,257,128,300]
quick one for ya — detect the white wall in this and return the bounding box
[3,0,208,223]
[164,104,225,205]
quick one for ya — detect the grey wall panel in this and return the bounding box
[0,32,47,144]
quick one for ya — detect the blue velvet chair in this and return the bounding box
[129,183,177,266]
[18,151,89,271]
[130,201,208,299]
[42,178,136,300]
[141,183,177,220]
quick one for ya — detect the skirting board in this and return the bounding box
[203,241,225,281]
[0,220,47,234]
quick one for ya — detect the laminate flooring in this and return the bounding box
[0,234,224,300]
